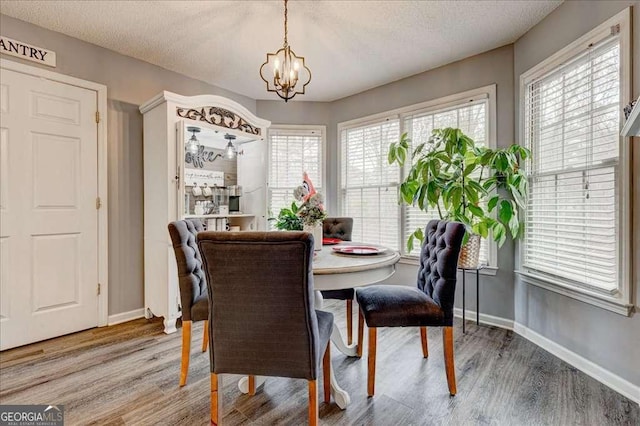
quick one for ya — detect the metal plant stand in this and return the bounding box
[459,265,485,334]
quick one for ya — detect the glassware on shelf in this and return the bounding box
[213,187,229,214]
[194,201,205,216]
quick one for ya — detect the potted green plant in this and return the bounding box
[388,127,530,267]
[271,201,303,231]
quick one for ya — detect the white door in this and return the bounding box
[0,67,99,350]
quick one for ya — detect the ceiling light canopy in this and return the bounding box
[259,0,311,102]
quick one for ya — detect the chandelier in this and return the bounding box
[224,134,242,159]
[259,0,311,102]
[185,126,201,155]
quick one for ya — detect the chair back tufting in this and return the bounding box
[168,219,207,322]
[416,220,465,322]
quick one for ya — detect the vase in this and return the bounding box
[304,223,323,251]
[458,234,481,269]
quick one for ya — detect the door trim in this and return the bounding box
[1,58,109,326]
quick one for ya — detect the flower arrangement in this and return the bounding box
[272,201,303,230]
[293,172,327,227]
[270,172,326,231]
[296,193,326,226]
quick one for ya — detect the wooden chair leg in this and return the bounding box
[248,375,256,396]
[322,343,331,403]
[308,380,318,426]
[420,326,429,358]
[367,327,377,397]
[211,373,219,425]
[179,320,192,387]
[202,320,209,353]
[346,299,353,345]
[357,309,365,358]
[443,326,457,396]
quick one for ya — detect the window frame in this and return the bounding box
[516,8,633,315]
[337,85,498,273]
[267,124,327,220]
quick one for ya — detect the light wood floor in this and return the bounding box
[1,301,638,425]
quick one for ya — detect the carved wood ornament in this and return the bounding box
[176,106,261,135]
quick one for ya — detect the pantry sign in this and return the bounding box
[0,36,56,67]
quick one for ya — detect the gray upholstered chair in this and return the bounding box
[356,220,465,396]
[197,231,334,426]
[168,219,209,387]
[321,217,355,343]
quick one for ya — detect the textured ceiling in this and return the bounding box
[0,0,562,102]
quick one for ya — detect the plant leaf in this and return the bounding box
[468,204,484,217]
[498,200,513,225]
[487,195,499,212]
[464,185,479,205]
[387,144,396,165]
[474,220,489,238]
[508,212,520,239]
[492,221,507,247]
[397,147,406,166]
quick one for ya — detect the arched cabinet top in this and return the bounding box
[139,91,271,136]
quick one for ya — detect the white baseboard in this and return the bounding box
[107,308,145,326]
[453,307,514,330]
[452,308,639,405]
[513,322,640,405]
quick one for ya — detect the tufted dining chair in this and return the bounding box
[321,217,355,343]
[355,220,465,396]
[197,231,334,426]
[168,219,209,387]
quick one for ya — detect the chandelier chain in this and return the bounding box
[283,0,288,47]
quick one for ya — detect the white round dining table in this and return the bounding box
[238,243,401,410]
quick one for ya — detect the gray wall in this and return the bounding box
[513,1,640,386]
[0,14,256,316]
[259,45,517,320]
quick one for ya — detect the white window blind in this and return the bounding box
[340,120,400,250]
[403,100,489,264]
[523,37,620,290]
[268,127,323,228]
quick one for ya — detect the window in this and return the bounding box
[403,100,490,262]
[268,126,324,227]
[338,86,497,266]
[519,9,632,314]
[340,119,401,249]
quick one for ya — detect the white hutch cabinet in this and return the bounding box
[139,91,270,333]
